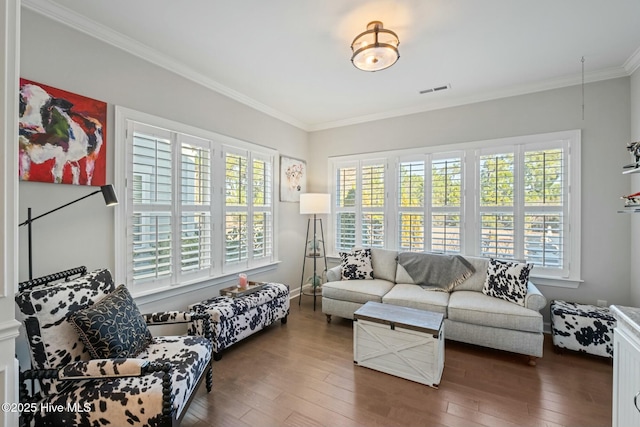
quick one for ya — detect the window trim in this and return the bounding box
[327,130,581,286]
[114,106,279,297]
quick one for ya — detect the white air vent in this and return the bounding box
[419,84,451,94]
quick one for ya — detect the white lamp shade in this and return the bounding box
[300,193,331,215]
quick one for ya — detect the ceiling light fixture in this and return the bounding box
[351,21,400,72]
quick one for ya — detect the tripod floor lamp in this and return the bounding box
[18,184,118,280]
[299,193,331,311]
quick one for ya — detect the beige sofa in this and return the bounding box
[322,248,547,364]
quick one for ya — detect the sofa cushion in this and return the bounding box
[382,284,449,315]
[448,291,542,333]
[341,248,374,280]
[454,256,489,292]
[70,285,153,359]
[482,259,533,306]
[371,248,398,282]
[321,279,394,304]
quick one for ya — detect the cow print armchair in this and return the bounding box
[16,267,213,427]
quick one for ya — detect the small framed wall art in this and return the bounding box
[280,155,307,202]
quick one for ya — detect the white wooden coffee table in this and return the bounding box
[353,301,445,388]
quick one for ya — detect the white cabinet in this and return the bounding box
[611,307,640,427]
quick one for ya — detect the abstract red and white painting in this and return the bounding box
[18,78,107,186]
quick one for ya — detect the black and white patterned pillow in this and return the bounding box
[70,284,153,359]
[482,259,533,306]
[340,248,374,280]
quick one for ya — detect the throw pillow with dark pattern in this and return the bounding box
[70,284,153,358]
[482,259,533,306]
[340,248,374,280]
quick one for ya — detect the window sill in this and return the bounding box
[131,261,281,305]
[529,275,583,289]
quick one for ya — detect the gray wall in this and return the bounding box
[309,77,632,324]
[631,69,640,306]
[18,10,309,317]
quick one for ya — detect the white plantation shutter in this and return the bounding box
[132,130,172,205]
[335,164,357,251]
[523,147,565,271]
[253,212,272,258]
[361,163,385,248]
[225,150,249,265]
[132,212,172,280]
[131,125,173,283]
[252,155,273,260]
[180,136,212,273]
[397,155,462,254]
[181,213,211,271]
[476,144,568,272]
[333,161,385,251]
[224,148,275,268]
[478,151,515,259]
[398,160,425,252]
[431,155,462,253]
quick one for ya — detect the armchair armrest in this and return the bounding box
[58,358,150,380]
[143,310,213,341]
[142,310,204,325]
[327,265,342,282]
[149,311,213,342]
[20,360,171,382]
[525,281,547,312]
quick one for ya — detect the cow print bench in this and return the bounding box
[550,300,616,358]
[189,283,289,360]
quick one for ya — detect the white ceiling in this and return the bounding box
[23,0,640,131]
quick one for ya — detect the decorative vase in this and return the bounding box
[307,234,323,256]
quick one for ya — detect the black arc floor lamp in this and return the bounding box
[18,184,118,280]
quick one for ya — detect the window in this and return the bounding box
[478,151,515,259]
[115,107,276,296]
[397,153,463,254]
[329,130,581,283]
[431,155,462,254]
[223,148,273,268]
[334,160,385,251]
[398,160,425,252]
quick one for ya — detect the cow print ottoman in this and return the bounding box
[550,300,616,358]
[189,283,289,361]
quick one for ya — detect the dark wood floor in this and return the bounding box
[182,297,613,427]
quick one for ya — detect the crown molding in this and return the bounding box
[308,66,630,131]
[624,45,640,75]
[21,0,310,131]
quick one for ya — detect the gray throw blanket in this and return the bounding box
[397,252,475,292]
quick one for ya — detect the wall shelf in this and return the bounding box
[622,167,640,175]
[618,208,640,213]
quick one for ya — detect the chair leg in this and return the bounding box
[206,363,213,392]
[281,315,288,324]
[527,356,537,366]
[213,352,223,361]
[326,314,332,323]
